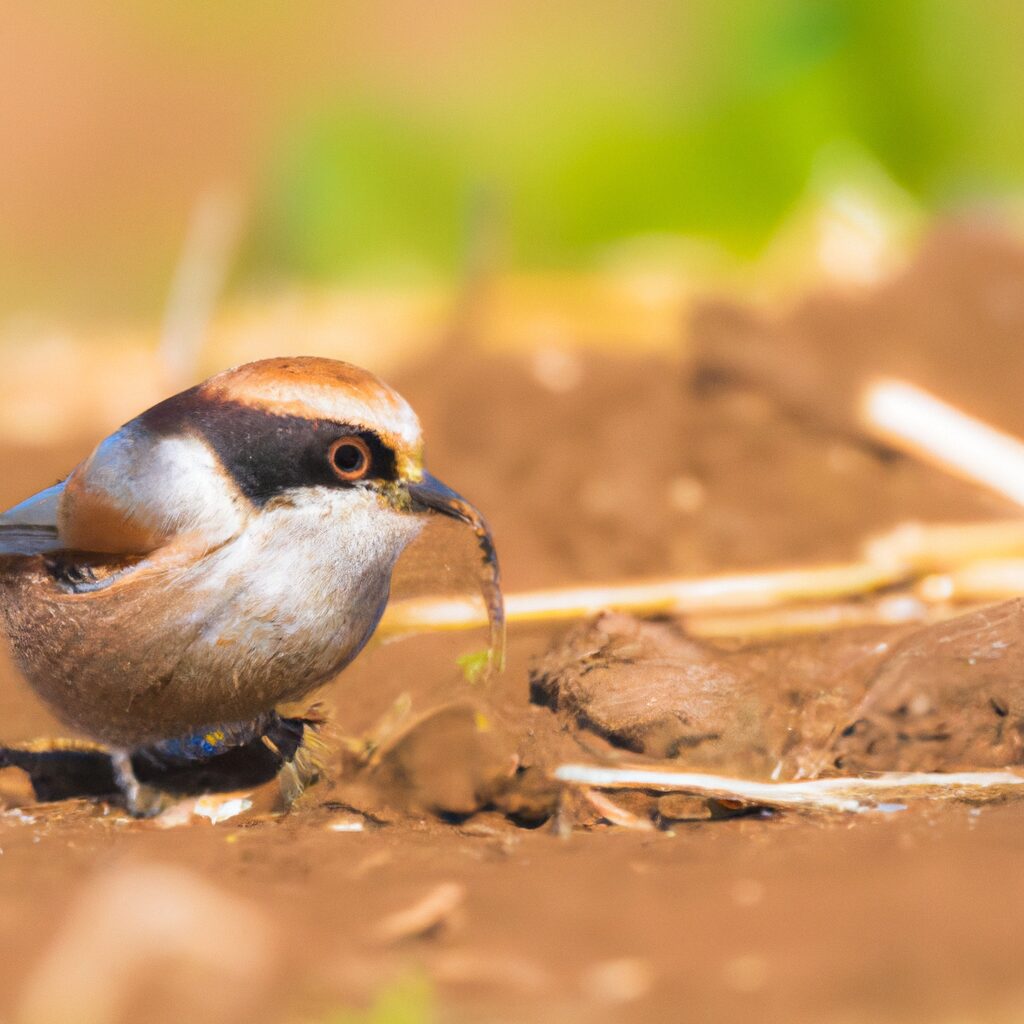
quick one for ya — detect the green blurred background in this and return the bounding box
[1,0,1021,322]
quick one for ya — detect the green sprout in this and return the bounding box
[321,972,434,1024]
[456,648,492,685]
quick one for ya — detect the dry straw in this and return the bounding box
[553,764,1024,814]
[380,379,1024,643]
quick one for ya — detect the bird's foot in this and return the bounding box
[0,713,322,811]
[276,719,328,806]
[111,751,176,818]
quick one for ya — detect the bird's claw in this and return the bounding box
[111,750,176,818]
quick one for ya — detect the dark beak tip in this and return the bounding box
[409,472,471,521]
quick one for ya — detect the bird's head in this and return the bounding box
[1,357,504,664]
[142,355,453,521]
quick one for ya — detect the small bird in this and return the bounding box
[0,357,503,815]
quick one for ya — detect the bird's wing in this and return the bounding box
[0,482,64,555]
[2,423,247,558]
[0,466,178,557]
[0,472,163,558]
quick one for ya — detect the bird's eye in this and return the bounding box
[328,436,372,481]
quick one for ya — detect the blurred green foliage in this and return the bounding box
[321,973,434,1024]
[252,0,1024,281]
[6,0,1023,320]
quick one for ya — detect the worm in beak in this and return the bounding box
[408,472,506,674]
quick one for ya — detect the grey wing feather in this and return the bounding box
[0,524,61,556]
[0,482,64,555]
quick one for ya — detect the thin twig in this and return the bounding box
[861,378,1024,508]
[861,519,1024,572]
[378,561,908,639]
[554,764,1024,813]
[379,381,1024,644]
[918,559,1024,604]
[580,788,656,831]
[159,187,244,389]
[683,594,935,640]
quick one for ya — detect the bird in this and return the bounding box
[0,356,503,815]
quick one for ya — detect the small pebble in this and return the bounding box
[657,794,712,821]
[327,819,365,833]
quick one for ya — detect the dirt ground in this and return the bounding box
[3,222,1024,1022]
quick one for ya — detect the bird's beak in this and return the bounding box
[408,472,484,528]
[407,472,506,673]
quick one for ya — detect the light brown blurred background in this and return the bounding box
[6,1,1024,322]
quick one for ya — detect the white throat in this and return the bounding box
[182,486,426,696]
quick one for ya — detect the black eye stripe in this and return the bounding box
[138,393,398,505]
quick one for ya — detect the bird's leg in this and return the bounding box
[140,711,324,808]
[0,714,322,812]
[110,750,174,818]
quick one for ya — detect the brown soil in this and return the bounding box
[3,222,1024,1022]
